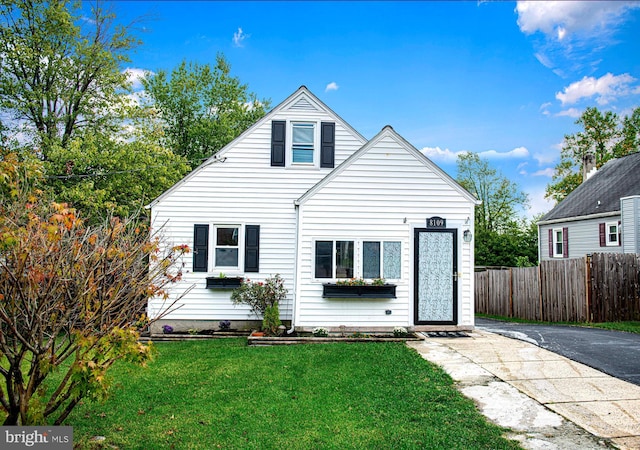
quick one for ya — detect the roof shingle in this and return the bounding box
[541,152,640,221]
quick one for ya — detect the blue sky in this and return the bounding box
[115,1,640,219]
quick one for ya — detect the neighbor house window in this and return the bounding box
[363,241,401,279]
[606,222,618,246]
[314,240,354,279]
[214,225,240,268]
[291,122,315,164]
[553,228,564,258]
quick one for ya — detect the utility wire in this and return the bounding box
[44,155,226,180]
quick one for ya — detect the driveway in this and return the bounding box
[475,318,640,386]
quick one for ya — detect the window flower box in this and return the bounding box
[322,283,397,299]
[206,276,243,289]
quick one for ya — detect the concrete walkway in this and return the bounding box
[408,329,640,450]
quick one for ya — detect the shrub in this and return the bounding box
[231,274,288,317]
[262,304,282,336]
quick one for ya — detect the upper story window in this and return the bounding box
[271,120,335,168]
[292,123,315,164]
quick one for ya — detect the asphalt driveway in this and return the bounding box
[475,318,640,386]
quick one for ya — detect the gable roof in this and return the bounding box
[147,86,367,209]
[295,125,480,206]
[540,151,640,223]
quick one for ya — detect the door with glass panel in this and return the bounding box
[414,228,457,325]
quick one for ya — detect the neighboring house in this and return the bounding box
[147,86,479,333]
[538,151,640,261]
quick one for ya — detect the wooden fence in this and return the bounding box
[475,253,640,323]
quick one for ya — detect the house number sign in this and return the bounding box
[426,216,446,229]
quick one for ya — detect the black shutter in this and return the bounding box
[193,224,209,272]
[271,121,286,167]
[320,122,335,168]
[548,229,553,257]
[245,225,260,272]
[599,223,606,247]
[562,227,569,258]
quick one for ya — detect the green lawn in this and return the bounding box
[67,339,520,449]
[477,314,640,334]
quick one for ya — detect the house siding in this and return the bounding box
[148,95,366,323]
[296,133,475,328]
[621,196,640,254]
[539,215,622,261]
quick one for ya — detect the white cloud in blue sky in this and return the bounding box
[122,67,148,90]
[516,1,639,40]
[516,1,640,78]
[556,73,639,106]
[325,82,339,92]
[233,27,249,47]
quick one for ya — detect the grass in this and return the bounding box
[66,339,520,449]
[477,313,640,334]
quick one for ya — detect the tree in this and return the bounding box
[546,107,640,203]
[474,219,539,267]
[0,162,189,425]
[142,55,270,163]
[456,153,533,267]
[0,0,138,156]
[456,153,529,235]
[44,127,190,222]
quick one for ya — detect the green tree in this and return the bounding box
[456,153,529,234]
[0,0,138,156]
[142,55,270,163]
[546,107,640,203]
[456,153,533,267]
[44,127,190,223]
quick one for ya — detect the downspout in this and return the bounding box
[287,202,300,334]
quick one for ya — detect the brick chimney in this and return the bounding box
[582,148,596,181]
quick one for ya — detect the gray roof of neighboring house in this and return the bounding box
[541,151,640,222]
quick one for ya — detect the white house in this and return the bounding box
[538,152,640,261]
[147,86,479,333]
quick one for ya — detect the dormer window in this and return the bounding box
[292,122,315,164]
[271,120,335,168]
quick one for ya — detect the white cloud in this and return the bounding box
[233,27,249,47]
[524,185,556,219]
[122,68,150,90]
[555,73,638,105]
[532,168,555,177]
[516,1,639,40]
[325,82,339,92]
[555,108,582,118]
[533,150,558,166]
[422,146,529,163]
[479,146,529,159]
[421,146,465,163]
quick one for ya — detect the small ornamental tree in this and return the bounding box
[231,275,287,335]
[0,161,189,425]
